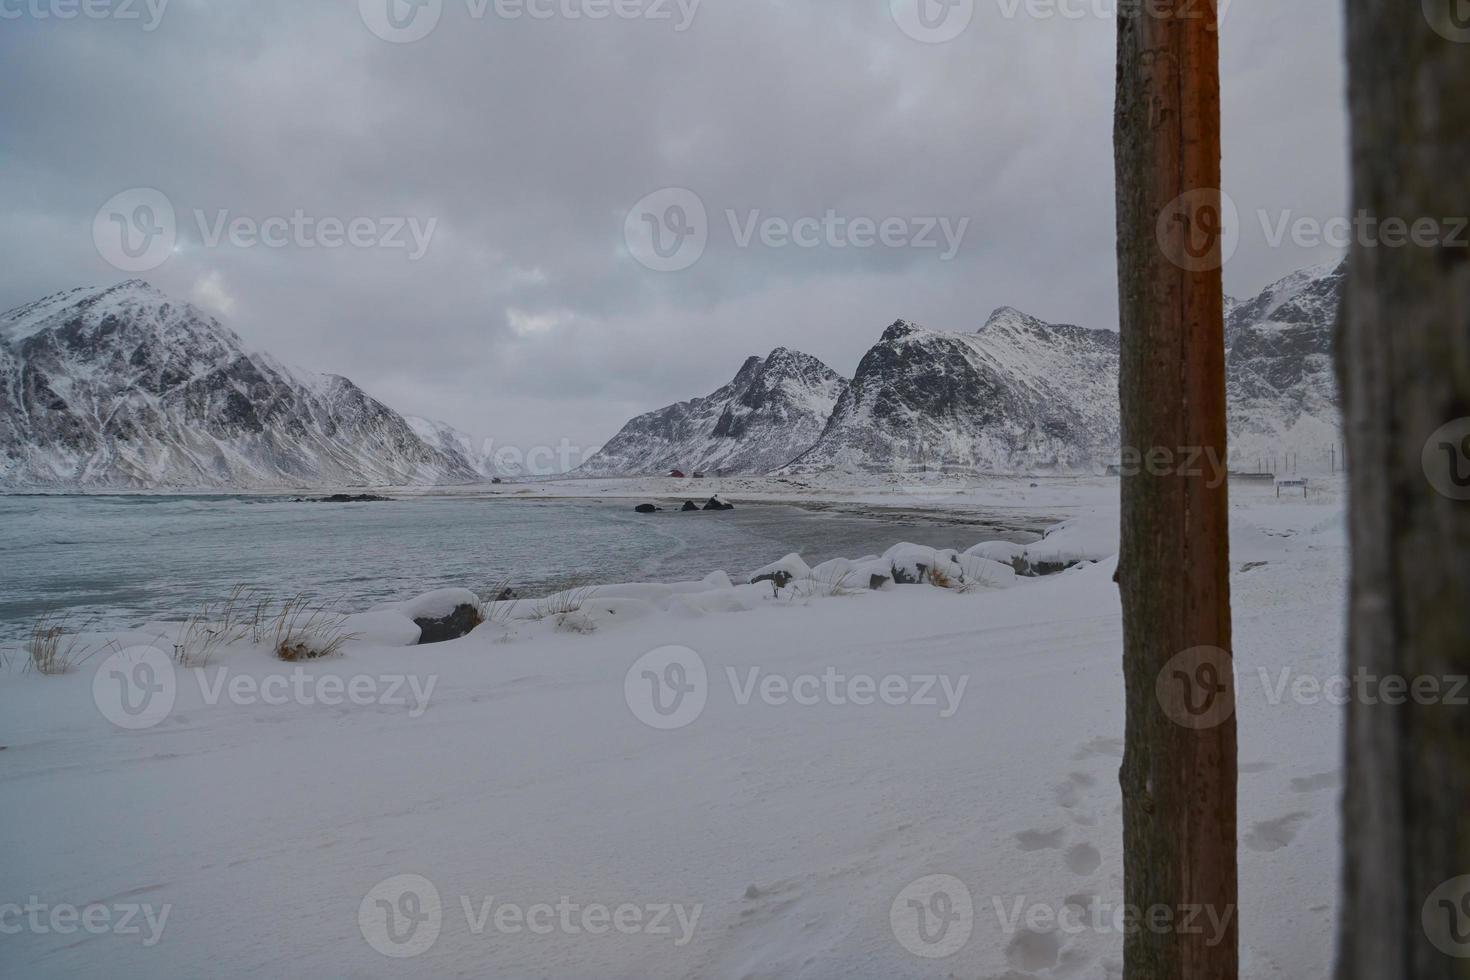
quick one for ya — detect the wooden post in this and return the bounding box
[1336,0,1470,976]
[1115,0,1237,977]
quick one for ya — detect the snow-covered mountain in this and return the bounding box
[1,264,1343,490]
[784,310,1122,474]
[1223,260,1345,470]
[784,263,1344,476]
[0,281,486,490]
[405,416,522,480]
[577,348,848,476]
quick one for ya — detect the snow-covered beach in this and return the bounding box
[0,477,1345,979]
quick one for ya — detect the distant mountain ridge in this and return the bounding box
[0,264,1345,489]
[576,347,848,476]
[588,260,1345,477]
[782,308,1122,474]
[0,280,491,490]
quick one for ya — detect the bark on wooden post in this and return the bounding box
[1114,0,1237,977]
[1336,1,1470,976]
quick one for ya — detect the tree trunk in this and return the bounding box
[1114,1,1237,977]
[1335,1,1470,977]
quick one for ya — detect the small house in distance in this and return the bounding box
[668,469,685,479]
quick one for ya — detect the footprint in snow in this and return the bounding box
[1063,893,1100,928]
[1014,827,1067,852]
[1055,772,1101,826]
[1245,812,1312,852]
[1006,927,1064,972]
[1064,843,1102,875]
[1054,774,1092,808]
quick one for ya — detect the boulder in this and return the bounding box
[964,540,1031,576]
[415,604,484,644]
[635,503,660,514]
[340,611,422,647]
[681,500,700,512]
[389,588,485,645]
[810,556,893,591]
[953,553,1019,590]
[749,553,813,589]
[703,496,735,511]
[1022,514,1119,575]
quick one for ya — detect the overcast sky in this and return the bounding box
[0,0,1348,460]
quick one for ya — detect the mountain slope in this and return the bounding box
[1224,260,1345,469]
[405,415,523,479]
[577,348,848,476]
[0,281,484,490]
[784,310,1121,474]
[783,261,1344,476]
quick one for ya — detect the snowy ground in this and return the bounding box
[0,478,1346,979]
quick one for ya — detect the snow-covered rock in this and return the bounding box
[340,610,423,647]
[0,280,488,490]
[880,543,1017,590]
[388,588,484,644]
[965,540,1028,567]
[577,347,848,476]
[747,553,813,589]
[391,588,483,621]
[1023,514,1120,574]
[807,556,894,591]
[953,553,1019,589]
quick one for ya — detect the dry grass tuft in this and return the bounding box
[811,567,865,597]
[479,578,522,627]
[175,585,265,666]
[23,613,104,676]
[270,595,357,662]
[530,584,598,622]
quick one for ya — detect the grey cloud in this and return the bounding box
[0,0,1347,454]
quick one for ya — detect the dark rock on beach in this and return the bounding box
[702,497,735,511]
[415,604,483,645]
[312,493,393,503]
[635,503,660,514]
[681,501,700,512]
